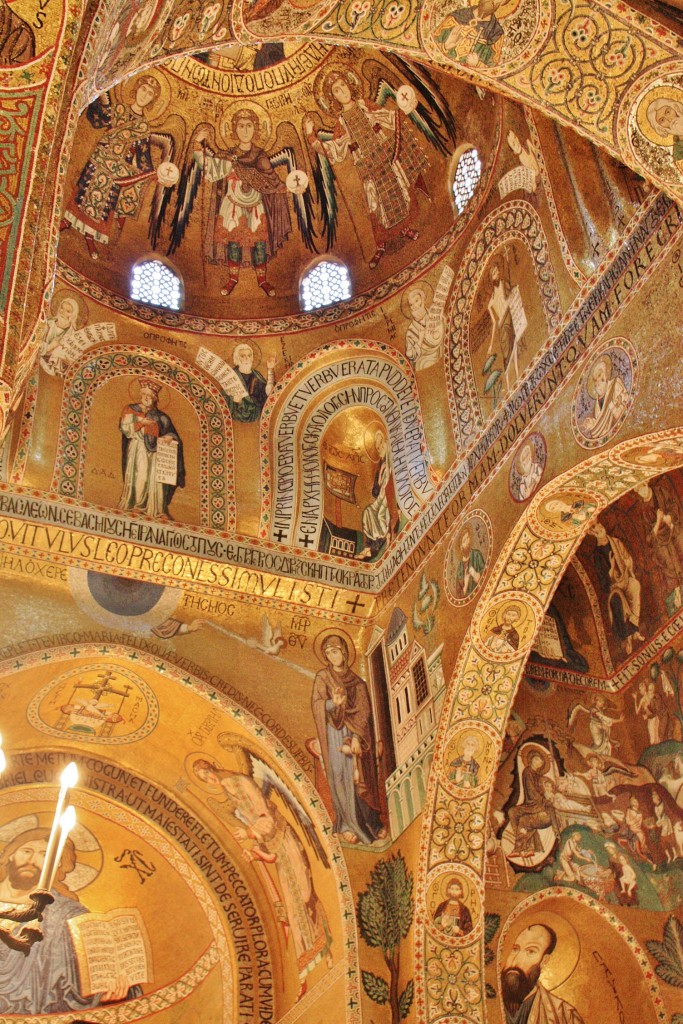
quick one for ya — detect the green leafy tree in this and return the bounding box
[484,912,501,1000]
[646,915,683,990]
[358,852,414,1023]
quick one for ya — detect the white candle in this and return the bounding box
[38,762,78,890]
[48,807,76,891]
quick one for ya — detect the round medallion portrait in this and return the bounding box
[445,510,492,606]
[509,433,546,503]
[572,340,637,450]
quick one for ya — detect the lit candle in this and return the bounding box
[38,761,78,891]
[48,807,76,891]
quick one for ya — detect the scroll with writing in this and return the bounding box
[155,437,178,486]
[497,165,537,199]
[532,614,564,661]
[196,346,248,403]
[64,322,117,361]
[67,908,152,997]
[507,285,527,342]
[426,264,455,339]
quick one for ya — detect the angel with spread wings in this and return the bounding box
[60,75,175,260]
[168,105,316,298]
[304,60,457,269]
[192,748,332,998]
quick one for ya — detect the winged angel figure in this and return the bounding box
[167,104,316,297]
[304,57,457,268]
[193,744,332,997]
[60,75,176,260]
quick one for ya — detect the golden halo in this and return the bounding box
[313,62,362,114]
[313,626,356,667]
[521,745,550,773]
[637,85,683,146]
[185,751,225,793]
[126,0,164,43]
[127,375,168,408]
[221,101,273,151]
[505,911,581,991]
[585,353,614,400]
[490,600,524,629]
[400,280,433,320]
[622,444,683,469]
[231,340,263,368]
[50,289,87,331]
[454,730,482,757]
[439,872,469,902]
[0,811,101,893]
[121,70,171,125]
[363,420,388,463]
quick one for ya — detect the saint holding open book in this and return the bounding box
[0,823,148,1014]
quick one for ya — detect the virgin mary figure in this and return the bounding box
[311,634,387,845]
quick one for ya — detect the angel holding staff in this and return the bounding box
[303,64,450,269]
[60,74,176,260]
[168,103,316,297]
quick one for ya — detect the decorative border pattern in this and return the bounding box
[27,661,160,744]
[260,340,435,545]
[0,640,362,1023]
[415,427,683,1023]
[0,786,230,1024]
[51,347,236,531]
[445,200,562,453]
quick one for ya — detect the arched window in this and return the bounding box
[452,148,482,214]
[130,259,182,311]
[300,260,351,312]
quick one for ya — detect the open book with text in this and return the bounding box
[68,907,152,997]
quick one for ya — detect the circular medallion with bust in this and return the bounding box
[501,922,584,1024]
[0,827,141,1013]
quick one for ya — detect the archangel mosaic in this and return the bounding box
[0,0,683,1021]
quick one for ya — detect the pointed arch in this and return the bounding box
[415,428,683,1023]
[52,346,236,530]
[259,341,436,548]
[445,200,562,454]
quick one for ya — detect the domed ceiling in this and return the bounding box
[3,4,683,1023]
[58,45,495,322]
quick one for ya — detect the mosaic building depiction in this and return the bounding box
[1,1,683,1022]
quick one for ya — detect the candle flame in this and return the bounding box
[61,762,78,789]
[60,806,76,833]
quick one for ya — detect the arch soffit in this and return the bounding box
[259,341,435,543]
[415,427,683,1024]
[445,200,562,452]
[0,638,361,1019]
[50,346,237,531]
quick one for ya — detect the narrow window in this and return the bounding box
[301,260,351,311]
[412,656,429,707]
[131,259,182,311]
[453,149,482,214]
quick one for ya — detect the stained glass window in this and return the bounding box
[301,260,351,311]
[131,260,182,310]
[453,149,482,214]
